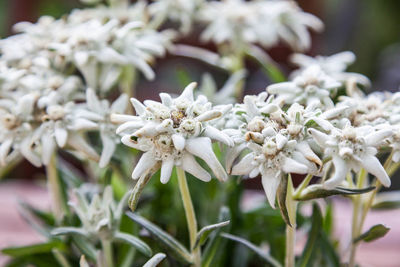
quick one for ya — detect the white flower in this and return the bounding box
[32,102,99,165]
[228,93,322,208]
[308,123,392,189]
[290,51,371,88]
[267,65,341,109]
[81,88,128,168]
[114,82,233,183]
[0,94,41,167]
[198,0,323,51]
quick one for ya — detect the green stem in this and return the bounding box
[101,239,114,267]
[46,153,66,222]
[293,174,313,198]
[176,167,201,267]
[348,169,366,267]
[285,176,297,267]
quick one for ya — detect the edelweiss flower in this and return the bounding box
[114,82,233,183]
[309,123,392,189]
[198,0,323,51]
[228,93,322,208]
[81,88,128,168]
[32,102,99,165]
[267,65,341,109]
[0,94,41,167]
[290,51,371,87]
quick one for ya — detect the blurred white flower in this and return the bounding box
[199,0,323,51]
[267,65,341,109]
[114,82,233,183]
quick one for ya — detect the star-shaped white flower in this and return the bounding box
[113,82,233,183]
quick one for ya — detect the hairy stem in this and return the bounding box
[349,168,366,267]
[285,176,297,267]
[177,167,201,267]
[46,153,66,222]
[101,239,114,267]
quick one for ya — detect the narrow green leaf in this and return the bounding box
[114,231,152,257]
[143,253,167,267]
[202,206,231,267]
[294,185,375,201]
[2,241,66,257]
[52,249,72,267]
[72,236,97,261]
[126,211,193,264]
[51,227,89,237]
[354,224,390,243]
[372,191,400,210]
[193,220,230,250]
[129,170,155,212]
[317,232,340,267]
[18,200,55,226]
[220,233,282,267]
[297,203,323,267]
[277,175,291,227]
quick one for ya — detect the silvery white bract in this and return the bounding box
[114,82,233,183]
[31,102,100,166]
[267,65,341,109]
[228,93,322,208]
[290,51,371,88]
[80,88,128,168]
[308,122,392,189]
[150,0,204,34]
[198,0,323,51]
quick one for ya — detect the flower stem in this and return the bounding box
[348,168,366,267]
[285,176,297,267]
[176,167,201,267]
[46,153,66,222]
[101,238,114,267]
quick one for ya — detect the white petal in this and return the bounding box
[55,125,68,147]
[296,141,322,167]
[172,134,185,151]
[110,93,129,113]
[70,118,98,131]
[324,155,348,189]
[159,93,173,107]
[181,153,211,182]
[121,135,143,150]
[41,134,56,165]
[132,151,157,180]
[225,143,246,174]
[231,153,255,176]
[110,114,138,124]
[67,133,99,162]
[281,156,308,174]
[203,126,233,146]
[308,128,329,147]
[178,82,196,102]
[86,88,102,114]
[275,134,288,150]
[130,98,146,116]
[160,157,174,184]
[99,133,116,168]
[20,138,42,167]
[361,155,391,187]
[116,121,144,135]
[364,129,392,146]
[196,110,222,122]
[185,137,227,181]
[261,171,281,209]
[134,122,159,137]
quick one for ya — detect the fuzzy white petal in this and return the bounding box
[181,153,211,182]
[116,121,144,135]
[41,134,56,165]
[99,133,116,168]
[361,155,391,187]
[308,128,329,147]
[132,151,158,180]
[0,138,13,166]
[364,129,392,146]
[225,143,246,174]
[55,125,68,147]
[160,157,174,184]
[196,110,222,122]
[281,156,308,174]
[130,98,146,116]
[275,133,288,150]
[261,171,281,209]
[172,134,185,151]
[203,126,233,146]
[185,137,227,181]
[231,153,255,176]
[324,155,348,189]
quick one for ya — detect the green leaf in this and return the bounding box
[354,224,390,243]
[18,200,55,226]
[126,211,193,264]
[220,233,282,267]
[51,227,89,237]
[294,185,375,201]
[114,231,152,257]
[277,175,291,227]
[297,203,323,267]
[2,241,66,257]
[193,220,230,250]
[72,236,97,261]
[372,191,400,210]
[143,253,167,267]
[202,206,231,267]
